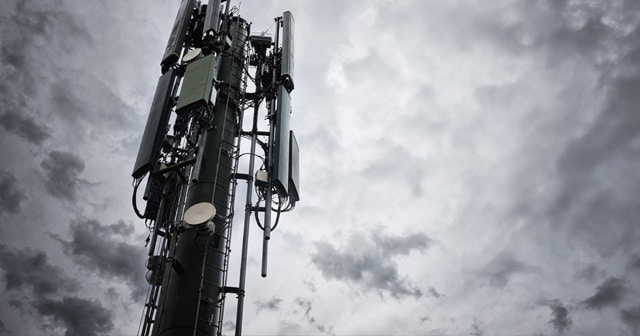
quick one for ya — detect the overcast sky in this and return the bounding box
[1,0,640,335]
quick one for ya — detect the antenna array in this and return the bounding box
[131,1,299,335]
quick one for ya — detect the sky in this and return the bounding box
[0,0,640,335]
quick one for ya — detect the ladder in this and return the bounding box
[192,29,249,335]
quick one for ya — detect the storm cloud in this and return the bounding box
[255,297,283,314]
[621,306,640,336]
[55,218,146,299]
[480,254,539,289]
[35,297,114,336]
[0,112,49,145]
[548,300,572,335]
[0,169,27,215]
[0,245,79,296]
[311,231,431,299]
[0,245,114,335]
[40,150,85,201]
[583,277,627,310]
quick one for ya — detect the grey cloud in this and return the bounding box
[0,245,79,296]
[0,169,27,215]
[49,72,135,129]
[35,296,114,336]
[0,112,49,144]
[0,0,92,121]
[574,264,605,283]
[0,320,9,335]
[222,320,235,333]
[428,287,443,298]
[479,0,640,255]
[480,254,538,289]
[360,143,427,197]
[55,218,146,299]
[0,246,113,335]
[583,277,626,310]
[549,3,640,257]
[311,231,431,299]
[294,297,334,335]
[547,300,572,335]
[469,318,484,336]
[628,253,640,272]
[255,297,282,313]
[372,230,432,255]
[40,150,85,200]
[621,306,640,336]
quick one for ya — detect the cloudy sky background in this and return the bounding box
[1,0,640,335]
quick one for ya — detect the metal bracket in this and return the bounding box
[222,286,245,296]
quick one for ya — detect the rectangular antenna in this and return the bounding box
[132,69,177,178]
[288,130,300,203]
[161,0,196,69]
[203,0,222,33]
[281,11,295,91]
[175,53,218,112]
[272,86,291,196]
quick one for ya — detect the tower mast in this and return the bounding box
[130,1,299,335]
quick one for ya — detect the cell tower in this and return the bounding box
[130,1,299,335]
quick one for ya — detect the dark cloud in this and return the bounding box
[0,319,11,335]
[40,150,85,200]
[0,169,27,215]
[428,287,443,298]
[479,0,640,260]
[480,254,538,289]
[55,218,145,299]
[547,300,572,335]
[629,253,640,272]
[469,318,484,336]
[0,0,92,124]
[583,277,626,310]
[0,246,113,335]
[547,2,640,257]
[255,297,283,313]
[621,306,640,336]
[294,297,334,335]
[359,143,427,197]
[311,231,430,299]
[0,245,79,296]
[574,264,605,283]
[0,112,49,144]
[35,296,114,336]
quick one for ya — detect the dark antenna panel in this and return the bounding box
[288,130,300,203]
[161,0,196,70]
[280,11,295,91]
[203,0,222,33]
[132,69,177,178]
[272,85,291,196]
[175,53,217,112]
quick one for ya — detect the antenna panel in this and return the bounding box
[203,0,222,33]
[175,53,217,112]
[132,69,177,178]
[273,85,291,196]
[161,0,196,69]
[281,11,295,91]
[288,130,300,203]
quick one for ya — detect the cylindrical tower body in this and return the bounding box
[153,17,248,336]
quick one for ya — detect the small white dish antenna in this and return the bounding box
[183,202,216,226]
[183,48,203,63]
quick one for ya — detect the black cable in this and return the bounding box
[254,198,264,230]
[132,176,146,219]
[270,191,283,231]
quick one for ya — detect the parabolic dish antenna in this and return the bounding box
[183,48,203,63]
[183,202,216,226]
